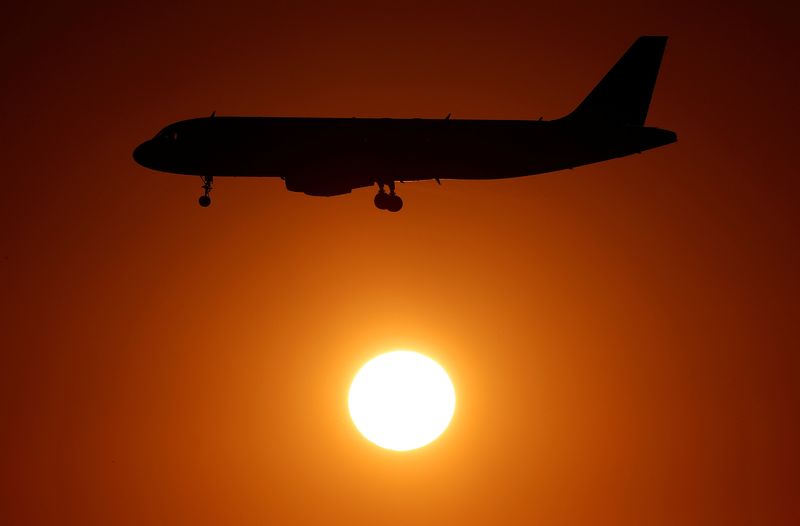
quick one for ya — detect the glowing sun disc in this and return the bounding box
[348,351,456,451]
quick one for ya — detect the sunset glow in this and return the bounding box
[4,2,798,523]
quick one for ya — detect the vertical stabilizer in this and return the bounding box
[565,36,667,126]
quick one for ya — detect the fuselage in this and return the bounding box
[133,116,677,195]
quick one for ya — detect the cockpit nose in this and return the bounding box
[134,127,179,169]
[133,140,153,168]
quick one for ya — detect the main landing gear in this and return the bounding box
[374,181,403,212]
[198,175,213,207]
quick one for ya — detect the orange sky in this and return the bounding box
[2,1,799,524]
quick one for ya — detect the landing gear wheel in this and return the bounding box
[198,175,213,207]
[375,180,403,212]
[386,193,403,212]
[374,191,391,210]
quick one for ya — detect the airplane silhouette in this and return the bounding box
[133,36,676,211]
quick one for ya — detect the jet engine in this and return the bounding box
[284,176,354,196]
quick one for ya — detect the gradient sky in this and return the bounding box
[2,1,798,524]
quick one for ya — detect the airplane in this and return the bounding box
[133,36,676,212]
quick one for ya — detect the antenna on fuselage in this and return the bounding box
[210,111,216,118]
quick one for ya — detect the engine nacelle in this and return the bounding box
[284,177,353,197]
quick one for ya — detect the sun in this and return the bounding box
[348,350,456,451]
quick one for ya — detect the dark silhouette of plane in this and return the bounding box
[133,36,676,211]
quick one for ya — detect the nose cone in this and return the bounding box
[133,141,151,167]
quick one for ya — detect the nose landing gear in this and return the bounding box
[198,175,213,207]
[374,181,403,212]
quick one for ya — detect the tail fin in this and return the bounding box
[565,36,667,126]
